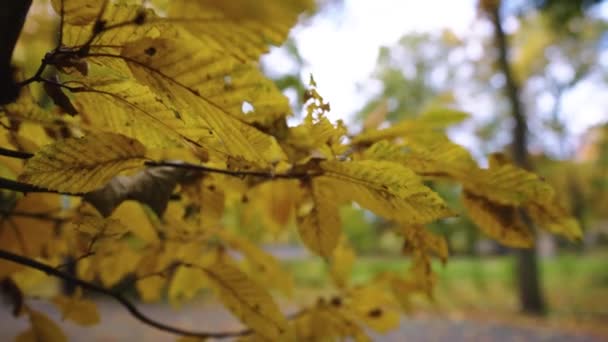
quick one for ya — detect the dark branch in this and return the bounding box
[0,176,82,196]
[0,147,33,159]
[0,248,253,339]
[0,209,67,224]
[145,160,317,180]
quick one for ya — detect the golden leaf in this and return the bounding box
[169,0,314,61]
[52,295,100,326]
[168,265,209,305]
[88,240,142,287]
[119,33,286,165]
[463,163,554,206]
[352,108,469,144]
[74,77,190,148]
[136,275,166,303]
[296,178,342,258]
[110,201,159,243]
[300,304,371,342]
[526,200,582,241]
[61,4,167,48]
[217,230,294,296]
[462,191,533,248]
[400,225,449,263]
[19,132,146,193]
[51,0,103,25]
[362,138,476,180]
[330,237,356,289]
[16,309,67,342]
[320,160,453,224]
[0,194,60,278]
[203,260,289,340]
[345,285,401,333]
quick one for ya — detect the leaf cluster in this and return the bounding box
[0,0,581,340]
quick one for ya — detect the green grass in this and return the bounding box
[284,252,608,319]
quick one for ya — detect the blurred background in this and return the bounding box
[3,0,607,341]
[261,0,608,339]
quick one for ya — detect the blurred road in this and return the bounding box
[0,299,604,341]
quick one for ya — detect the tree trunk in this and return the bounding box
[0,0,32,105]
[487,1,546,315]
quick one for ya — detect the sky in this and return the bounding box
[265,0,477,123]
[262,0,608,157]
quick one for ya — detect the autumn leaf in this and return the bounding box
[51,0,103,26]
[217,229,294,296]
[296,177,342,258]
[52,295,101,326]
[319,160,453,224]
[169,0,314,61]
[202,260,289,340]
[330,237,356,289]
[16,309,67,342]
[462,190,534,248]
[19,132,146,193]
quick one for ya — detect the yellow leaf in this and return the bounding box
[19,132,146,193]
[123,35,291,126]
[0,194,59,278]
[301,304,371,342]
[51,0,102,25]
[61,4,166,48]
[320,160,453,224]
[168,265,209,305]
[110,201,159,243]
[92,241,142,287]
[399,225,449,263]
[203,260,288,340]
[52,295,100,326]
[73,77,189,148]
[352,108,468,144]
[330,237,356,289]
[345,285,401,333]
[72,215,129,239]
[296,178,342,258]
[136,275,166,303]
[169,0,314,61]
[362,138,476,180]
[527,200,582,241]
[11,263,60,298]
[242,179,300,235]
[217,230,294,296]
[16,309,67,342]
[463,161,554,206]
[462,191,533,248]
[120,33,287,165]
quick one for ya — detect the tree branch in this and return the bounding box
[145,160,317,180]
[0,147,33,159]
[0,176,81,196]
[0,248,254,339]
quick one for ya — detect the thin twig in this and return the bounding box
[58,0,65,47]
[0,210,67,224]
[145,161,317,180]
[0,248,253,339]
[0,147,33,159]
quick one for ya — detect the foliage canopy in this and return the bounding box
[0,1,581,340]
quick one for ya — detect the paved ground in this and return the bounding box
[0,299,605,341]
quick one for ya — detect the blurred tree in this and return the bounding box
[480,0,607,315]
